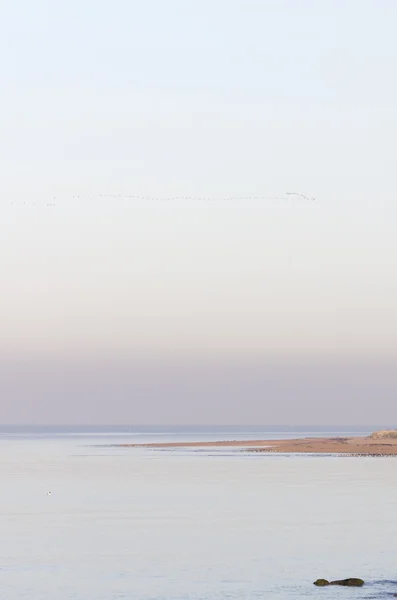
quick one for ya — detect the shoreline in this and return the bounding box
[118,435,397,455]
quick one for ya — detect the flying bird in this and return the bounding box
[286,192,316,201]
[3,192,317,207]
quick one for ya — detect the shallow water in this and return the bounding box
[0,427,396,599]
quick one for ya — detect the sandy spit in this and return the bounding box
[119,436,397,455]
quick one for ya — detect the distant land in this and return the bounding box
[122,430,397,456]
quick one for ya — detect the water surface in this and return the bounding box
[0,426,396,599]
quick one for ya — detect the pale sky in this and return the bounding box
[1,0,396,423]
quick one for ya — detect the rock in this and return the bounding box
[330,578,365,587]
[313,578,364,587]
[314,579,330,586]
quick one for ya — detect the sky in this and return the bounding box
[1,0,396,424]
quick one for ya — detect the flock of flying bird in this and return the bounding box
[4,192,316,208]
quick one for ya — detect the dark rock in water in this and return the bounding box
[313,578,364,587]
[314,579,330,586]
[330,579,365,587]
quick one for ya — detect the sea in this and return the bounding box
[0,425,396,600]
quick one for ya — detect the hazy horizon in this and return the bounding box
[1,0,397,424]
[1,358,396,425]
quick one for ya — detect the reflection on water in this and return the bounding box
[0,427,396,599]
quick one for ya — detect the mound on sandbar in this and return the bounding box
[369,430,397,440]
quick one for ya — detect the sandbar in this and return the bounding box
[120,433,397,455]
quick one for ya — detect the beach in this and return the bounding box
[122,433,397,455]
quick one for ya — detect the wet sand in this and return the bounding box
[120,436,397,455]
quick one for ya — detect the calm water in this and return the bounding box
[0,426,396,599]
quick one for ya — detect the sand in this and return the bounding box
[121,434,397,455]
